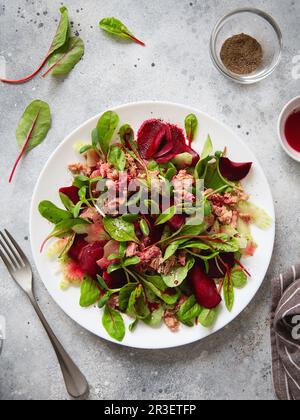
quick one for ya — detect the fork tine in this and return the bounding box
[0,247,14,272]
[0,239,18,269]
[0,231,23,267]
[4,229,29,266]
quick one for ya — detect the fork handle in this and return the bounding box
[28,294,89,399]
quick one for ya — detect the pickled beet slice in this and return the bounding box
[59,186,80,205]
[152,124,173,158]
[190,264,222,309]
[68,235,88,262]
[78,242,104,278]
[137,120,166,159]
[219,157,252,182]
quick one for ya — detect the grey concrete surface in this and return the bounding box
[0,0,299,401]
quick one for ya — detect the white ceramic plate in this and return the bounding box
[30,101,275,349]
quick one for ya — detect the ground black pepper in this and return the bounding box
[220,33,263,75]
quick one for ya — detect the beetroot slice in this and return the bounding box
[219,157,252,182]
[152,124,173,158]
[190,264,222,309]
[168,214,185,232]
[78,242,104,278]
[137,120,166,159]
[68,235,88,262]
[59,186,80,205]
[204,253,235,279]
[103,270,127,290]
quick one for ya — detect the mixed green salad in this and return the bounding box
[39,111,272,342]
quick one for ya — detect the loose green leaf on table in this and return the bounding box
[9,100,51,183]
[1,7,69,84]
[99,17,145,46]
[102,305,126,342]
[97,111,119,155]
[80,277,100,307]
[43,37,85,77]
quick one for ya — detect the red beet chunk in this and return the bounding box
[168,214,185,232]
[152,124,173,158]
[137,120,166,159]
[219,157,252,182]
[190,264,222,309]
[204,253,235,279]
[59,186,80,205]
[68,235,88,262]
[78,242,104,278]
[103,271,127,289]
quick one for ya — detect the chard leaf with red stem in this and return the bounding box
[43,37,84,77]
[185,114,198,145]
[99,17,145,46]
[1,7,69,85]
[9,100,51,183]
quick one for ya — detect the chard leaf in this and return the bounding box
[198,307,219,328]
[48,7,70,56]
[127,285,150,320]
[231,268,247,288]
[103,217,139,243]
[80,277,100,307]
[99,17,145,46]
[97,111,119,155]
[224,272,234,312]
[102,305,125,342]
[16,100,51,152]
[119,124,134,146]
[108,144,126,171]
[185,114,198,144]
[194,136,213,179]
[144,306,164,327]
[123,256,141,267]
[162,256,195,288]
[142,279,180,305]
[45,37,85,77]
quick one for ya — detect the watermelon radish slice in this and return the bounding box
[190,264,222,309]
[63,260,86,284]
[137,120,166,159]
[78,242,104,278]
[59,186,80,205]
[219,157,252,182]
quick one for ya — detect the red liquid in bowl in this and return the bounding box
[285,110,300,153]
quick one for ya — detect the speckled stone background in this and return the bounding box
[0,0,299,401]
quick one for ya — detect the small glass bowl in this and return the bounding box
[210,8,283,84]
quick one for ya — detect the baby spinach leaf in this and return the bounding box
[104,217,139,243]
[99,17,145,46]
[185,114,198,144]
[231,268,247,288]
[162,256,195,288]
[39,200,71,224]
[96,274,109,291]
[140,219,150,237]
[92,128,99,148]
[48,7,70,57]
[127,285,150,320]
[194,136,213,180]
[155,205,177,226]
[102,305,125,342]
[176,295,202,326]
[108,145,126,171]
[98,291,112,309]
[59,193,75,212]
[224,272,234,312]
[107,262,122,274]
[123,256,141,267]
[79,144,93,154]
[144,306,164,327]
[198,307,219,328]
[163,239,190,261]
[119,283,137,312]
[129,319,139,332]
[80,277,100,307]
[97,111,119,155]
[43,37,85,77]
[205,155,235,191]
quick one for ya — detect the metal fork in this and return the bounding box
[0,229,89,399]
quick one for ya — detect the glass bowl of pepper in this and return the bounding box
[210,8,282,84]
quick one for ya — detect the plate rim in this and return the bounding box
[29,100,275,349]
